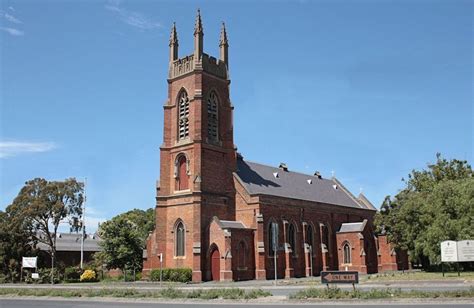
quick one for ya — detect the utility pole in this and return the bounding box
[80,177,87,270]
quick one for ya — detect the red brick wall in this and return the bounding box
[377,234,409,272]
[336,232,366,273]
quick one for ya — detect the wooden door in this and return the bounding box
[211,248,220,281]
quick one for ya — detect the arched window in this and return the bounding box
[288,223,296,256]
[207,91,218,142]
[268,222,278,256]
[343,242,351,264]
[306,224,314,250]
[237,241,246,268]
[175,221,185,257]
[176,155,189,190]
[178,90,190,140]
[320,223,329,252]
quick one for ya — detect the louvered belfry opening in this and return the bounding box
[207,91,219,142]
[178,90,190,140]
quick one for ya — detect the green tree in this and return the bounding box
[0,210,36,282]
[98,208,154,275]
[375,154,473,267]
[6,178,84,274]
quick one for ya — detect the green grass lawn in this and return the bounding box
[0,287,271,300]
[291,287,474,299]
[363,271,474,282]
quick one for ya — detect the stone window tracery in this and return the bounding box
[343,242,351,264]
[175,220,185,257]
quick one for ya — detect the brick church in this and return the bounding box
[143,11,408,282]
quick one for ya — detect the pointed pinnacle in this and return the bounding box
[169,22,178,46]
[219,22,228,46]
[194,9,203,35]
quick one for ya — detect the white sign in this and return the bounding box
[31,273,39,279]
[22,257,37,268]
[441,241,458,262]
[159,253,163,262]
[457,240,474,262]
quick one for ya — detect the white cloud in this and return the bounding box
[0,9,24,36]
[4,12,22,24]
[1,9,22,24]
[105,1,161,30]
[0,141,57,158]
[0,27,24,36]
[8,6,15,12]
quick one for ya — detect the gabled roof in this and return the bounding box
[219,220,247,229]
[358,193,377,210]
[235,159,372,210]
[36,233,102,252]
[338,220,368,233]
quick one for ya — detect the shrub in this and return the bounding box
[80,270,97,282]
[64,266,82,283]
[150,268,192,283]
[160,287,185,298]
[35,268,63,284]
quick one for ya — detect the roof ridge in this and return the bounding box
[243,159,329,181]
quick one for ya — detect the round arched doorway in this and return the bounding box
[210,246,220,281]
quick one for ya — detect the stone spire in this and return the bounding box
[194,9,204,61]
[169,22,178,62]
[219,22,229,68]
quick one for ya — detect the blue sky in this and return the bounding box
[1,0,472,232]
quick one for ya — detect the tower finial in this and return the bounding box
[219,21,229,69]
[194,9,203,35]
[219,22,228,47]
[194,9,204,62]
[169,22,178,62]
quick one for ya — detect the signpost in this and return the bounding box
[271,222,278,285]
[21,257,37,282]
[440,240,474,277]
[321,271,359,284]
[159,253,163,286]
[457,240,474,262]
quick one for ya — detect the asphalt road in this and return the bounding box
[1,299,474,308]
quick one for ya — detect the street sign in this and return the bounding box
[321,271,359,284]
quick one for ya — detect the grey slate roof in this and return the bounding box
[219,220,247,229]
[358,193,377,210]
[338,220,367,233]
[235,159,370,210]
[36,233,102,252]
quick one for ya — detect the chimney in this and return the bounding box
[279,163,288,171]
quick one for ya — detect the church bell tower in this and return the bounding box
[146,10,236,282]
